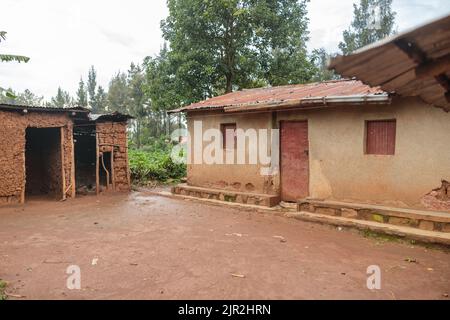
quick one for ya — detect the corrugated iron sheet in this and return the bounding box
[329,14,450,111]
[0,103,89,113]
[174,79,385,113]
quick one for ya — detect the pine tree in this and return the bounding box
[87,66,98,111]
[339,0,396,55]
[96,86,108,112]
[76,78,88,107]
[50,87,73,108]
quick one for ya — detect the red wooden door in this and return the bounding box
[280,121,309,201]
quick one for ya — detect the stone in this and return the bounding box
[371,213,385,223]
[389,216,411,226]
[418,220,435,231]
[341,208,358,219]
[442,223,450,233]
[314,207,337,216]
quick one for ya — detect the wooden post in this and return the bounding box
[60,127,66,201]
[21,144,26,204]
[125,137,131,190]
[96,132,100,195]
[71,127,76,198]
[111,148,115,191]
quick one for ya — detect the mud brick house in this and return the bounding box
[170,15,450,218]
[0,104,132,205]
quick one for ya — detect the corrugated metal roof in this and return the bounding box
[171,79,386,113]
[329,14,450,112]
[0,103,89,113]
[89,112,134,122]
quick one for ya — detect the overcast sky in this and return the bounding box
[1,0,449,99]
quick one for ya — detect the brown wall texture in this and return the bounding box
[0,110,74,204]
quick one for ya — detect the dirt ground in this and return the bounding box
[0,190,449,300]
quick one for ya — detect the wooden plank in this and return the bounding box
[71,127,76,198]
[416,54,450,79]
[111,148,116,191]
[125,137,131,190]
[21,143,25,204]
[60,127,66,201]
[96,132,100,195]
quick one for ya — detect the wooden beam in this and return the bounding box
[435,74,450,91]
[96,132,100,195]
[71,127,76,198]
[394,39,427,64]
[111,148,116,191]
[21,144,25,204]
[60,127,66,201]
[416,54,450,79]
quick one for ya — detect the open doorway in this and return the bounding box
[25,127,62,200]
[74,125,97,195]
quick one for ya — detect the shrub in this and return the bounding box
[129,143,186,184]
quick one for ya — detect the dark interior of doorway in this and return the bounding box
[25,127,62,200]
[74,125,96,194]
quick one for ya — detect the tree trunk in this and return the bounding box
[136,120,141,149]
[226,73,233,93]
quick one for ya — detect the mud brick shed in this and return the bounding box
[0,104,132,205]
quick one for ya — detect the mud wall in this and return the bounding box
[96,122,131,192]
[186,110,277,195]
[186,97,450,210]
[0,110,74,204]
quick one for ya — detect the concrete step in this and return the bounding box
[171,184,280,207]
[285,211,450,246]
[297,199,450,233]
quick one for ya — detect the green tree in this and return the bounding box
[96,85,108,112]
[0,31,30,99]
[310,48,339,81]
[128,63,148,149]
[16,89,44,106]
[107,72,129,113]
[144,44,183,136]
[76,77,88,107]
[339,0,396,55]
[0,31,29,63]
[50,87,73,108]
[161,0,313,101]
[87,65,98,111]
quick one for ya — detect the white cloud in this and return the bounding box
[0,0,448,100]
[0,0,168,99]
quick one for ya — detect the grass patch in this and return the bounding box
[361,229,450,252]
[361,229,404,244]
[0,279,7,300]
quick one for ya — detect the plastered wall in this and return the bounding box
[186,97,450,209]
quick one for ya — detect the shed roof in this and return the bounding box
[0,103,89,113]
[329,14,450,112]
[89,112,134,122]
[170,79,388,113]
[0,103,133,123]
